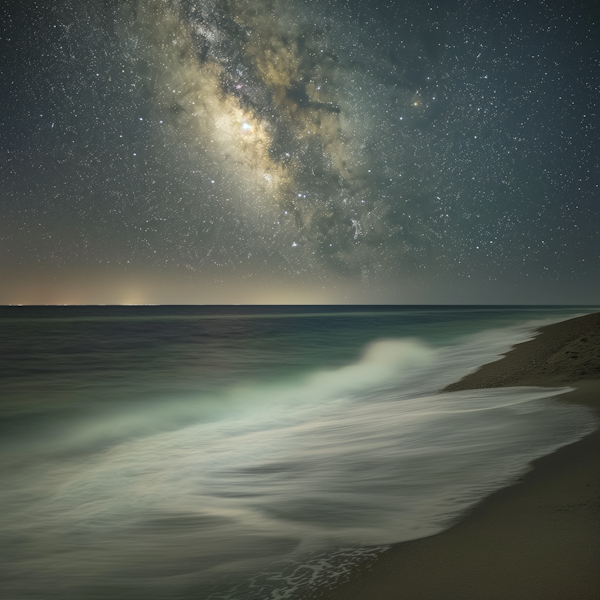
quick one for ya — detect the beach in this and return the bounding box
[307,311,600,600]
[1,306,598,599]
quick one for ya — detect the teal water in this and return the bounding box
[0,305,598,599]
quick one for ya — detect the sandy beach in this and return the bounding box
[307,311,600,600]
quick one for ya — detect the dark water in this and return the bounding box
[0,305,598,599]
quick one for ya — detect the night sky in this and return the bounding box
[1,0,598,304]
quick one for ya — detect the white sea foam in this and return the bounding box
[0,320,597,599]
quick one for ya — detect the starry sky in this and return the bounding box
[1,0,598,304]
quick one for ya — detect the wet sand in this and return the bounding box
[307,311,600,600]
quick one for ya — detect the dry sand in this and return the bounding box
[444,311,600,391]
[307,311,600,600]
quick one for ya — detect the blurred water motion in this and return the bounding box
[0,305,596,599]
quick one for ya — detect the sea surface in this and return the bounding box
[0,305,598,599]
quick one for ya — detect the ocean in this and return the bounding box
[0,305,598,599]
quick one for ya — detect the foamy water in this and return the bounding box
[0,306,597,599]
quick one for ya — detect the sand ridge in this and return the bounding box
[445,311,600,390]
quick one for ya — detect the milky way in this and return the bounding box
[1,0,598,303]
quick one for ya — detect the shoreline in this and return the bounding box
[307,312,600,600]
